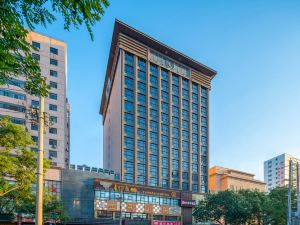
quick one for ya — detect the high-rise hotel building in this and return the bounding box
[0,31,70,168]
[100,20,216,193]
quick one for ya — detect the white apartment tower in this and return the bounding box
[0,31,70,168]
[264,153,300,192]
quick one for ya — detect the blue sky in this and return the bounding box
[36,0,300,180]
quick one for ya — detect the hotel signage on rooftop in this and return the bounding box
[149,50,190,78]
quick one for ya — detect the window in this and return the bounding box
[49,150,57,158]
[137,153,146,163]
[124,137,134,149]
[32,53,40,61]
[150,64,158,75]
[124,174,134,183]
[125,52,134,66]
[162,157,169,168]
[31,123,38,131]
[49,104,57,111]
[138,94,146,105]
[124,162,133,173]
[50,116,58,124]
[49,127,57,134]
[192,184,198,192]
[161,135,169,145]
[182,182,189,191]
[124,101,134,113]
[0,116,25,125]
[138,58,146,71]
[182,78,189,89]
[138,105,146,115]
[125,77,134,89]
[49,139,57,148]
[50,81,57,89]
[138,164,146,175]
[124,150,134,161]
[32,41,40,49]
[138,129,146,140]
[161,113,169,123]
[31,100,39,108]
[32,136,38,144]
[49,93,57,100]
[50,70,58,77]
[0,89,26,100]
[138,82,146,94]
[6,78,25,89]
[150,87,158,98]
[161,69,168,80]
[138,70,146,81]
[125,64,134,76]
[124,113,134,125]
[50,47,58,55]
[50,59,58,66]
[138,117,146,128]
[162,146,169,156]
[125,89,134,101]
[138,140,146,152]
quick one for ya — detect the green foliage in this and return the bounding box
[0,0,109,96]
[193,187,296,225]
[0,117,50,216]
[16,191,68,224]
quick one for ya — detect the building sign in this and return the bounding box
[180,199,196,208]
[149,50,190,78]
[94,179,180,198]
[124,220,150,225]
[152,221,181,225]
[94,200,182,216]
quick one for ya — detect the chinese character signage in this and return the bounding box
[149,50,190,78]
[152,221,181,225]
[94,179,180,198]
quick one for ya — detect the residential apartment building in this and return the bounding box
[209,166,266,193]
[0,31,70,168]
[264,153,300,191]
[100,20,217,193]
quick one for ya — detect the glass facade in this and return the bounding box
[122,51,209,193]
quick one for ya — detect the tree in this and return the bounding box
[16,191,68,224]
[193,190,250,225]
[0,0,109,96]
[193,187,297,225]
[263,187,297,225]
[0,117,49,215]
[238,189,267,225]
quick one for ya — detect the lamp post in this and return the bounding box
[36,95,45,225]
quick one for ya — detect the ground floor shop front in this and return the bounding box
[93,179,196,225]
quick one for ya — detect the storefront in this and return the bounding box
[94,179,196,225]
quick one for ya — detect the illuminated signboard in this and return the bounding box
[94,179,180,198]
[180,199,196,208]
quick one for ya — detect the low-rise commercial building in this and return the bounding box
[209,166,265,193]
[17,166,199,225]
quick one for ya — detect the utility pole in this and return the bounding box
[297,162,300,219]
[288,159,293,225]
[36,96,45,225]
